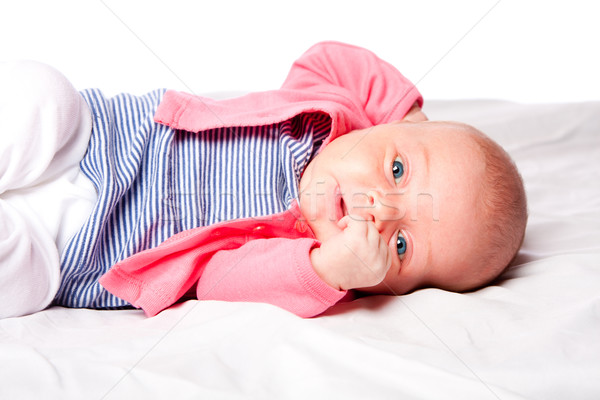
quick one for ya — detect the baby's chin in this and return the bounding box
[299,205,344,243]
[299,192,347,243]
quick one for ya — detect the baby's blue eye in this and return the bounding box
[396,233,407,258]
[392,158,404,182]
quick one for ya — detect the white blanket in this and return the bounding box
[1,99,599,400]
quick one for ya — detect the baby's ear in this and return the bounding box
[401,102,428,122]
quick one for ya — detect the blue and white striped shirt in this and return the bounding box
[54,89,330,308]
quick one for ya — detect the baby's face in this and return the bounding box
[299,121,487,294]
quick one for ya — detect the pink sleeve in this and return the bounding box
[196,238,347,318]
[281,41,423,125]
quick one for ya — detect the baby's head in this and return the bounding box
[299,119,527,295]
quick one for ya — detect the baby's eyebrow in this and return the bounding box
[411,142,431,190]
[422,144,431,176]
[424,234,432,270]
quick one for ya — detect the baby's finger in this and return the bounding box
[337,215,351,230]
[380,238,393,270]
[337,214,366,229]
[344,214,369,236]
[345,213,367,223]
[364,220,382,244]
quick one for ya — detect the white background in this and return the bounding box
[0,0,598,103]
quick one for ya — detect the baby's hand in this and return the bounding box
[310,215,392,290]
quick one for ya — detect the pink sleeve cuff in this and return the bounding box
[294,241,347,309]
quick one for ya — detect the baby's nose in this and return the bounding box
[370,190,405,224]
[351,190,405,231]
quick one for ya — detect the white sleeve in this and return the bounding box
[0,61,92,318]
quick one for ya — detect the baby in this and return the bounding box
[0,41,527,319]
[302,118,527,296]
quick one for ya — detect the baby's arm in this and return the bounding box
[195,237,347,318]
[309,216,392,291]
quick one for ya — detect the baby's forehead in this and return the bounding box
[389,121,483,156]
[414,121,481,141]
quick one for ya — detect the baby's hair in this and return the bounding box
[468,126,528,287]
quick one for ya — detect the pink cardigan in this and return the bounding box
[99,41,423,317]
